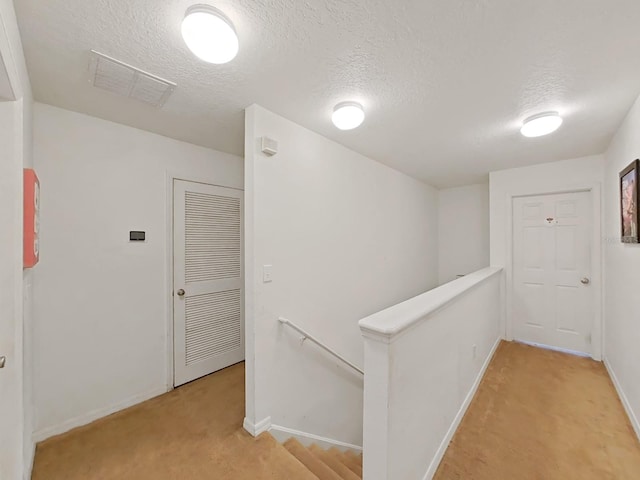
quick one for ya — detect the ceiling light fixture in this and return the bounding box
[181,5,239,64]
[332,102,365,130]
[520,112,563,138]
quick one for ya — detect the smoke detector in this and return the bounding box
[88,50,176,108]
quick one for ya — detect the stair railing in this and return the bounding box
[278,317,364,376]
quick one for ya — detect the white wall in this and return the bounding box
[244,104,439,446]
[438,183,489,284]
[359,268,503,480]
[490,154,604,267]
[0,0,33,477]
[602,93,640,438]
[32,103,243,439]
[21,72,34,480]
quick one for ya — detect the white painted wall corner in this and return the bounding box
[23,442,34,480]
[603,358,640,442]
[243,416,272,437]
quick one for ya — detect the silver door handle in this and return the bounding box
[0,356,5,369]
[581,277,590,285]
[177,289,185,297]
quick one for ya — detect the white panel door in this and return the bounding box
[512,192,592,354]
[173,180,244,386]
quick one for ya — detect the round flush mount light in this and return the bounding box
[332,102,365,130]
[520,112,563,138]
[181,5,239,64]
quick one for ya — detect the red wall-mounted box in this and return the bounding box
[23,168,40,268]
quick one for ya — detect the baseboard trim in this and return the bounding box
[515,340,591,359]
[33,386,168,443]
[269,424,362,454]
[243,416,272,437]
[423,336,502,480]
[604,358,640,442]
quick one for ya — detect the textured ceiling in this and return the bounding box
[14,0,640,187]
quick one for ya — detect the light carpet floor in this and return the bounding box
[33,342,640,479]
[435,341,640,479]
[32,362,317,480]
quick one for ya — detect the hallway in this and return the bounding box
[31,363,316,480]
[31,342,640,479]
[435,341,640,479]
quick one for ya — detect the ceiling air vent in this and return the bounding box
[88,50,176,108]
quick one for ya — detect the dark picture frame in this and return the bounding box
[620,159,640,243]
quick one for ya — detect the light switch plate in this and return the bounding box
[263,265,273,283]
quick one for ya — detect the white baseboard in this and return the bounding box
[604,358,640,442]
[269,424,362,454]
[515,340,591,359]
[33,386,168,443]
[243,416,272,437]
[423,336,502,480]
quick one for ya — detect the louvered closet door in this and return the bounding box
[173,180,244,386]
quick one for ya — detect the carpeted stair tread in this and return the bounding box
[283,438,342,480]
[328,448,362,477]
[340,450,363,477]
[31,363,322,480]
[344,450,362,463]
[346,450,363,463]
[309,445,361,480]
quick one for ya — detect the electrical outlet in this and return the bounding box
[472,344,477,359]
[263,265,273,283]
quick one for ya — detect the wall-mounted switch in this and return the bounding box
[263,265,273,283]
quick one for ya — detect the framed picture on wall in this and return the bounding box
[620,159,640,243]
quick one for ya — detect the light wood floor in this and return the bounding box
[435,341,640,479]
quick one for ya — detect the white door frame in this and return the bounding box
[504,183,603,360]
[0,6,28,478]
[164,171,244,390]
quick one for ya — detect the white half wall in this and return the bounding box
[32,103,243,440]
[438,183,489,285]
[359,267,503,480]
[244,104,438,446]
[602,93,640,439]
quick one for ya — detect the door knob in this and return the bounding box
[177,289,185,297]
[0,356,6,369]
[581,277,590,285]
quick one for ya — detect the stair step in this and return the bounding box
[309,444,362,480]
[328,448,362,477]
[258,433,320,479]
[344,450,362,468]
[283,438,343,480]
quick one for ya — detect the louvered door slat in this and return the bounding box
[185,191,241,284]
[173,180,244,387]
[185,289,241,365]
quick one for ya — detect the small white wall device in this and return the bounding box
[261,136,278,156]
